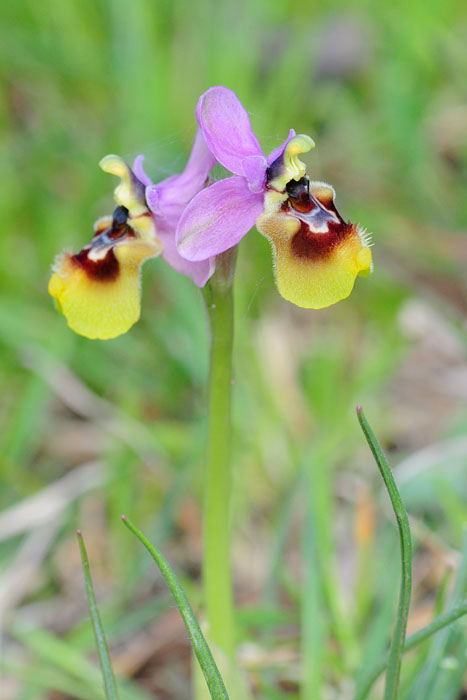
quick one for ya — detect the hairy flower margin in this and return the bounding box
[49,86,372,340]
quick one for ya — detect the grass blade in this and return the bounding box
[409,528,467,700]
[77,531,120,700]
[356,407,412,700]
[353,599,467,700]
[121,515,229,700]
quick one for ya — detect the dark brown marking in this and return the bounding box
[290,220,355,260]
[72,247,120,281]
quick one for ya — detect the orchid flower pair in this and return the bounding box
[49,86,372,340]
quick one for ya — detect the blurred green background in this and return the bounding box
[1,0,466,698]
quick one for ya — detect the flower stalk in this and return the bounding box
[202,247,237,659]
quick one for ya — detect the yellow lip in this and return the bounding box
[257,183,372,309]
[49,237,162,340]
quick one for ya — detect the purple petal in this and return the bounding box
[144,130,216,218]
[166,128,216,203]
[241,155,267,193]
[266,129,296,166]
[176,176,264,261]
[132,155,153,187]
[158,224,215,287]
[146,181,171,217]
[197,86,264,176]
[133,137,217,287]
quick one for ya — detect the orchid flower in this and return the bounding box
[176,86,372,309]
[49,134,216,340]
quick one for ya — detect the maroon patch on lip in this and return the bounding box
[72,247,120,281]
[290,220,354,260]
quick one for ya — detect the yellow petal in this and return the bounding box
[49,238,161,340]
[257,213,372,309]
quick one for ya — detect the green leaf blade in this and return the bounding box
[121,516,229,700]
[356,407,412,700]
[77,530,120,700]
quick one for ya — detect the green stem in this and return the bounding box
[202,249,236,659]
[353,600,467,700]
[356,407,412,700]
